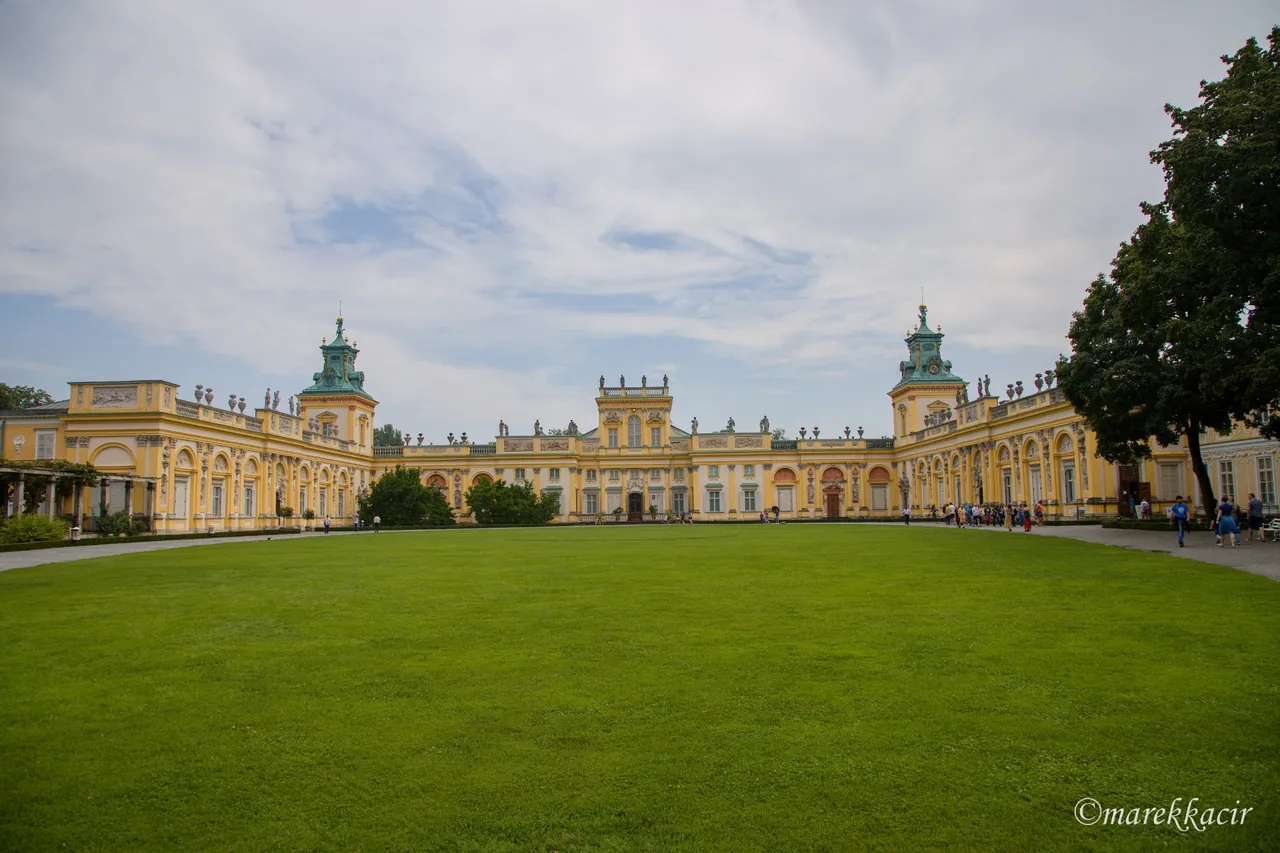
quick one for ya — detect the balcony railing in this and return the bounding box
[771,440,798,450]
[866,438,895,449]
[373,446,403,457]
[471,443,497,455]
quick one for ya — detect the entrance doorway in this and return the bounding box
[1118,464,1139,517]
[824,491,841,518]
[627,491,644,522]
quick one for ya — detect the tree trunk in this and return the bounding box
[1186,417,1216,518]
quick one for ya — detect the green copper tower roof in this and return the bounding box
[893,303,964,388]
[297,316,375,400]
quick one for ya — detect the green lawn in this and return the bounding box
[1,526,1277,851]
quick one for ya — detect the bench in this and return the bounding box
[1261,519,1280,541]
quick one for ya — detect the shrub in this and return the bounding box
[0,514,70,544]
[96,512,145,537]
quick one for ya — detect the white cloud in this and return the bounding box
[1,0,1275,435]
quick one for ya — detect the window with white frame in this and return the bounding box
[1258,456,1276,505]
[584,492,599,514]
[608,428,618,448]
[609,469,620,481]
[744,464,755,478]
[650,468,661,480]
[628,416,641,447]
[299,484,308,511]
[708,465,720,479]
[35,430,56,460]
[515,468,526,481]
[1218,460,1235,498]
[673,468,684,481]
[338,489,346,517]
[586,469,597,482]
[672,491,686,514]
[651,427,661,447]
[549,468,560,481]
[743,490,757,511]
[648,491,663,512]
[707,489,721,512]
[1060,460,1076,504]
[319,487,328,516]
[1158,463,1183,501]
[630,469,641,479]
[243,484,255,517]
[212,482,225,516]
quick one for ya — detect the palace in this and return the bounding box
[2,307,1275,530]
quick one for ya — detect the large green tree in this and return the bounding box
[1154,27,1280,437]
[1058,205,1236,513]
[0,383,54,410]
[358,467,454,527]
[372,423,404,447]
[1058,29,1280,513]
[464,479,559,526]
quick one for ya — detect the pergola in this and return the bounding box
[1,465,161,528]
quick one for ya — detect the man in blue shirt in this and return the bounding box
[1170,495,1190,548]
[1247,493,1264,541]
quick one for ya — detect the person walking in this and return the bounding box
[1022,504,1033,533]
[1005,503,1013,532]
[1215,496,1240,548]
[902,504,911,525]
[1034,500,1045,526]
[1247,493,1264,541]
[1170,495,1190,548]
[373,514,381,533]
[323,514,332,534]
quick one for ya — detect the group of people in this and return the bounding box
[757,507,782,523]
[908,501,1045,532]
[1169,493,1265,548]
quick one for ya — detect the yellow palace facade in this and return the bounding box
[2,307,1276,530]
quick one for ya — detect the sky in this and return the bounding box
[1,1,1275,440]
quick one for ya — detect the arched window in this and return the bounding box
[627,415,641,447]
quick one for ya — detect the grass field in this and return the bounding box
[1,526,1277,851]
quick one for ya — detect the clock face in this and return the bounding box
[323,369,336,387]
[928,358,941,375]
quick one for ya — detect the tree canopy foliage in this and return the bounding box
[464,479,559,526]
[372,423,404,447]
[1058,28,1279,512]
[0,383,54,410]
[358,467,454,527]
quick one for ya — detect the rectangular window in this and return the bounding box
[778,486,795,512]
[244,484,255,517]
[708,490,721,512]
[744,465,755,478]
[609,469,619,481]
[672,491,685,514]
[673,468,684,482]
[1218,460,1235,498]
[549,468,560,481]
[1060,461,1076,504]
[173,477,189,519]
[299,484,308,512]
[319,487,328,516]
[515,468,526,481]
[35,430,56,460]
[650,468,661,480]
[608,428,618,448]
[1158,463,1182,500]
[651,427,661,447]
[1001,469,1013,505]
[708,465,720,479]
[628,418,642,447]
[584,492,599,514]
[1258,456,1276,506]
[870,484,887,511]
[743,490,757,511]
[1028,465,1042,504]
[586,470,597,482]
[338,489,345,517]
[212,482,224,517]
[648,491,663,512]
